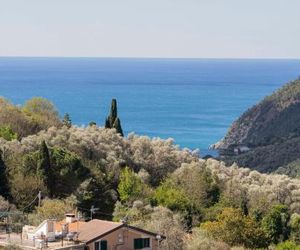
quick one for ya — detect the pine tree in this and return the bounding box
[104,99,124,136]
[38,141,54,197]
[62,113,72,128]
[0,152,10,199]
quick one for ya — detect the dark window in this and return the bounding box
[94,241,107,250]
[101,240,107,250]
[143,238,150,247]
[134,238,150,249]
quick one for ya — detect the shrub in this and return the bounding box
[275,241,300,250]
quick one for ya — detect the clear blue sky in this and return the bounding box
[1,0,299,58]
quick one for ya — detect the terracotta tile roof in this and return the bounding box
[55,220,87,233]
[77,219,123,242]
[77,219,166,243]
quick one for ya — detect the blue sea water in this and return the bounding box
[0,57,300,156]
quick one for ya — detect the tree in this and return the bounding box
[171,162,220,210]
[0,126,17,141]
[21,145,88,198]
[275,241,300,250]
[30,199,74,225]
[201,208,269,248]
[76,165,118,220]
[113,117,124,137]
[110,99,117,119]
[118,167,148,204]
[22,97,61,130]
[139,206,186,250]
[290,213,300,244]
[23,97,58,116]
[104,99,124,136]
[185,228,230,250]
[37,141,53,197]
[62,113,72,128]
[0,196,11,211]
[0,98,34,138]
[113,203,186,250]
[49,147,89,197]
[10,174,46,209]
[262,204,290,244]
[154,179,191,211]
[89,121,97,126]
[240,190,249,216]
[0,153,10,199]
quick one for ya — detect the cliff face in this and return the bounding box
[216,78,300,174]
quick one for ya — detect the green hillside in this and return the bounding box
[215,77,300,174]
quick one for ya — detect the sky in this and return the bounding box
[0,0,300,58]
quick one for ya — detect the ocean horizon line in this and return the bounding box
[1,56,300,61]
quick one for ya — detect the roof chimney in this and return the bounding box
[65,213,76,223]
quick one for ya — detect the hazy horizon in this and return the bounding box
[1,56,300,60]
[1,0,300,58]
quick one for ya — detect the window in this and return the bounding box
[100,241,107,250]
[134,238,150,249]
[94,240,107,250]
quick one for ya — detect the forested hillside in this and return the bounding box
[1,97,300,249]
[214,78,300,176]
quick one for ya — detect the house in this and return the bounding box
[234,145,250,155]
[22,219,56,242]
[77,219,165,250]
[55,213,87,237]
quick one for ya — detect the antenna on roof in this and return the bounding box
[90,205,99,220]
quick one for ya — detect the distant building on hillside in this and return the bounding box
[234,145,250,155]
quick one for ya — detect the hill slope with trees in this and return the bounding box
[2,97,300,249]
[214,77,300,175]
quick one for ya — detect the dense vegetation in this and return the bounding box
[2,97,300,249]
[214,77,300,175]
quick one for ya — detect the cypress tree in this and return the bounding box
[110,99,117,122]
[62,113,72,128]
[0,152,10,199]
[105,118,110,129]
[240,191,249,216]
[113,117,124,136]
[38,141,54,197]
[104,99,124,136]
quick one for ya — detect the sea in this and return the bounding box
[1,57,300,156]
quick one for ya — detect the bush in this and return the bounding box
[276,241,300,250]
[262,204,290,244]
[185,228,230,250]
[4,245,22,250]
[0,126,17,141]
